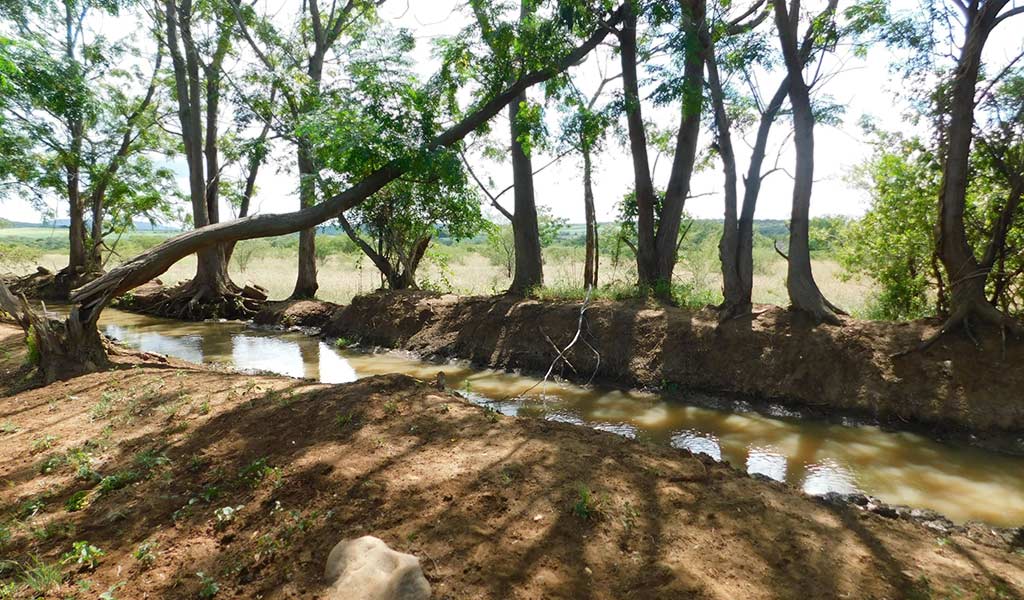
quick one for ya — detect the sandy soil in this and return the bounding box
[322,291,1024,437]
[0,322,1022,599]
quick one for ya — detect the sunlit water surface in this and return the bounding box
[64,307,1024,526]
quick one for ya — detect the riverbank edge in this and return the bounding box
[303,291,1024,441]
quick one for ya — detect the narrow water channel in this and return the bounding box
[72,308,1024,526]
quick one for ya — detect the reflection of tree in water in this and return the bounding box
[199,330,235,366]
[298,339,320,381]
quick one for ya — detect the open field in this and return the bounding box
[1,229,877,317]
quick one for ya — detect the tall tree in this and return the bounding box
[928,0,1024,341]
[557,54,619,289]
[617,0,707,294]
[705,0,837,320]
[232,0,384,299]
[0,0,172,297]
[159,0,267,319]
[772,0,843,323]
[465,0,546,293]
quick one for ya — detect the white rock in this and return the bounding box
[323,536,431,600]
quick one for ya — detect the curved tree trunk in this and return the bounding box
[773,0,841,324]
[929,1,1024,342]
[508,92,544,294]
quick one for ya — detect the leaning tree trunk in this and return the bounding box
[508,92,544,294]
[773,0,841,325]
[653,0,706,288]
[65,8,624,361]
[582,141,599,289]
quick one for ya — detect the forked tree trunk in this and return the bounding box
[582,142,599,288]
[619,0,705,293]
[773,0,841,324]
[508,92,544,294]
[929,0,1024,343]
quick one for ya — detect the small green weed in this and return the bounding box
[133,540,159,566]
[65,490,90,512]
[572,484,600,520]
[238,457,271,488]
[336,412,356,429]
[30,434,57,453]
[0,421,17,434]
[196,571,219,598]
[21,555,62,593]
[62,540,105,569]
[98,471,139,494]
[38,453,66,474]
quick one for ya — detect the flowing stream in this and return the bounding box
[66,307,1024,526]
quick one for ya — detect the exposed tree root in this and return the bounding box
[4,265,102,301]
[0,280,111,382]
[716,300,753,325]
[123,278,266,321]
[891,301,1024,358]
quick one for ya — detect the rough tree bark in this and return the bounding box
[772,0,842,324]
[162,0,250,320]
[508,91,545,293]
[925,0,1024,347]
[0,281,109,383]
[618,0,705,294]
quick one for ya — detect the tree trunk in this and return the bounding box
[773,0,840,324]
[618,1,659,285]
[508,92,544,294]
[654,0,706,286]
[583,141,599,288]
[292,148,320,298]
[925,1,1024,342]
[707,41,744,318]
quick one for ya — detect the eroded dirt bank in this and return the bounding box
[322,291,1024,436]
[1,323,1022,599]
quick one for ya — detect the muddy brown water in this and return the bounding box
[57,307,1024,526]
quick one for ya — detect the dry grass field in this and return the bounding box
[16,240,876,317]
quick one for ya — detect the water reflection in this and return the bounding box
[71,308,1024,526]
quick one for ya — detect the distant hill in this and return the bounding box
[0,219,180,232]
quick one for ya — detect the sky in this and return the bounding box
[3,0,1022,227]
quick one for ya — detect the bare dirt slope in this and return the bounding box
[324,292,1024,436]
[0,322,1022,599]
